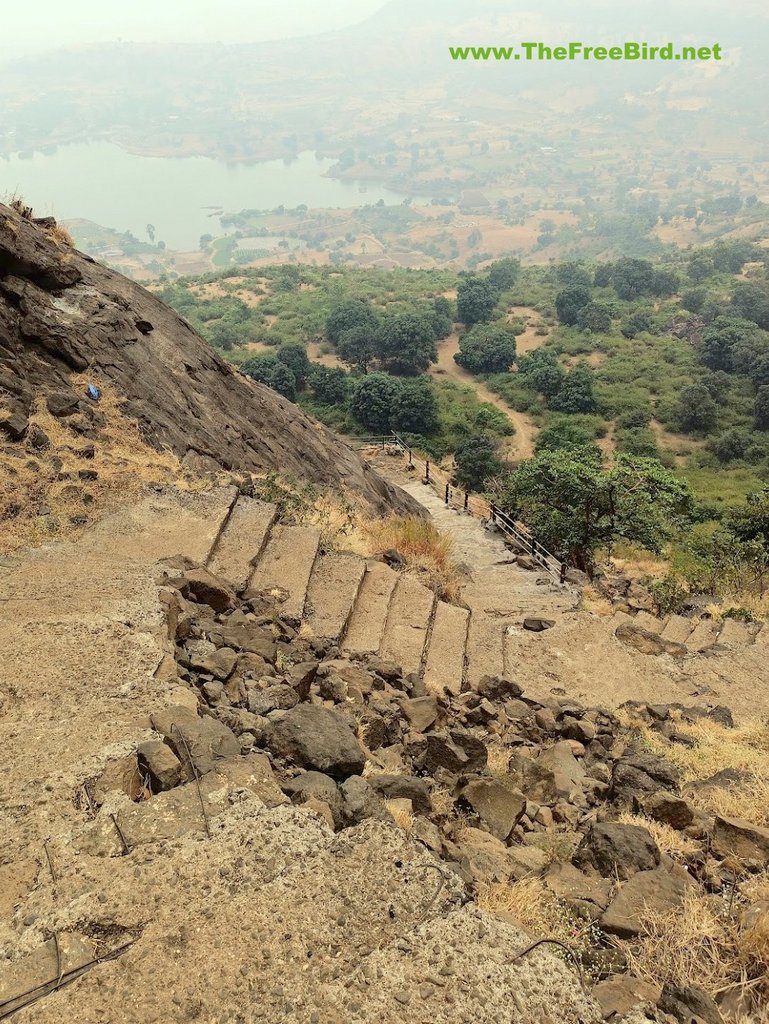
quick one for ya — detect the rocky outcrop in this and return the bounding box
[0,202,418,515]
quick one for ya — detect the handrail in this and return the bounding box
[358,433,564,581]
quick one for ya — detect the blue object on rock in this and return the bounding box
[86,384,101,401]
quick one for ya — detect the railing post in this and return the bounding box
[408,448,413,468]
[425,460,430,483]
[490,502,496,523]
[445,483,450,505]
[464,492,469,512]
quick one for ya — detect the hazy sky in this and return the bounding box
[1,0,390,55]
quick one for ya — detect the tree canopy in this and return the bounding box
[501,449,692,570]
[454,324,517,374]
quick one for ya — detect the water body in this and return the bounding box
[0,143,413,250]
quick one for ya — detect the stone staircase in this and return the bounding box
[202,489,563,694]
[613,607,767,653]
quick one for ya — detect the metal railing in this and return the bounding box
[356,432,564,580]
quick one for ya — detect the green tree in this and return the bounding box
[576,301,613,333]
[350,373,402,433]
[276,342,310,389]
[374,311,437,375]
[337,326,376,374]
[555,286,591,326]
[677,383,718,433]
[731,281,769,331]
[557,262,593,289]
[612,258,656,300]
[651,268,680,297]
[726,490,769,550]
[518,349,565,399]
[756,386,769,430]
[266,362,297,401]
[308,365,348,405]
[241,353,277,385]
[534,419,598,455]
[454,436,503,491]
[550,364,597,414]
[456,275,500,326]
[620,310,653,339]
[455,324,517,374]
[326,298,377,345]
[390,378,439,435]
[501,449,691,570]
[487,257,520,290]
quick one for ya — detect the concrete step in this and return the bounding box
[343,561,399,657]
[250,525,321,623]
[686,620,720,652]
[207,497,277,591]
[659,613,694,645]
[305,552,367,642]
[423,602,470,697]
[633,610,665,635]
[380,576,436,677]
[79,485,238,565]
[466,612,506,688]
[716,618,755,647]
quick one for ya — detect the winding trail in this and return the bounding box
[430,307,547,461]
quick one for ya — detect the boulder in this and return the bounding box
[593,976,661,1020]
[367,774,432,815]
[282,771,343,828]
[643,791,695,830]
[615,623,687,658]
[339,776,387,826]
[543,862,612,920]
[473,675,523,701]
[137,740,182,793]
[506,844,549,879]
[417,729,488,775]
[459,779,526,842]
[573,823,661,880]
[46,391,80,417]
[400,695,438,733]
[455,828,514,884]
[247,683,299,716]
[600,863,696,939]
[189,647,238,680]
[266,705,365,780]
[150,706,240,777]
[522,617,555,632]
[175,568,237,613]
[658,983,724,1024]
[712,815,769,867]
[611,751,680,801]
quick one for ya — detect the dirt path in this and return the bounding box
[430,331,540,460]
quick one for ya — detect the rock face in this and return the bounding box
[0,202,419,516]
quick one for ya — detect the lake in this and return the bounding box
[0,143,414,251]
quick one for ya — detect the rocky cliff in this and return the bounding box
[0,201,416,515]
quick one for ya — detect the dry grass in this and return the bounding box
[478,877,594,961]
[618,812,700,862]
[0,375,203,555]
[384,799,414,834]
[486,745,513,778]
[609,542,671,579]
[47,221,75,247]
[360,515,461,601]
[706,595,769,623]
[637,718,769,823]
[581,584,615,617]
[626,890,769,1011]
